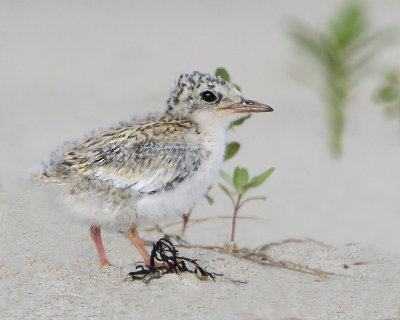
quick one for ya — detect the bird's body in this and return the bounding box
[41,113,226,230]
[36,71,272,266]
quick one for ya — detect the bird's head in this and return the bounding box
[166,71,272,124]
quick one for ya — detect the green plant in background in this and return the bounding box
[374,70,400,121]
[289,3,395,157]
[219,167,274,243]
[181,68,253,234]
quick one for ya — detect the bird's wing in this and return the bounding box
[61,116,205,193]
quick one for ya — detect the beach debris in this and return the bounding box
[127,238,220,284]
[144,236,342,279]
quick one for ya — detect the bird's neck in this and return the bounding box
[190,110,230,140]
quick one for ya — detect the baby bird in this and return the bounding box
[37,71,273,266]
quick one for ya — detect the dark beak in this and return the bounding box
[217,98,273,113]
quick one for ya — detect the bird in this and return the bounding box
[36,71,273,266]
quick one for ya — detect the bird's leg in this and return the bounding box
[89,226,112,266]
[127,226,154,267]
[181,208,193,235]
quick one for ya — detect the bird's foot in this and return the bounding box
[100,260,112,267]
[90,226,113,267]
[99,255,112,266]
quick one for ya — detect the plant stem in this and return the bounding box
[329,101,345,157]
[230,195,242,243]
[327,79,347,157]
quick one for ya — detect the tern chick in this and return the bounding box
[36,71,273,266]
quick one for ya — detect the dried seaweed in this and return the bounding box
[142,236,345,279]
[127,238,220,284]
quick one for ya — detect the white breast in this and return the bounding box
[136,112,227,226]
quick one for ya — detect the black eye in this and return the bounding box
[201,90,217,102]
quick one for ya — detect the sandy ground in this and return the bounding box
[1,0,400,319]
[1,188,400,320]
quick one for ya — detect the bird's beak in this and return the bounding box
[216,98,273,113]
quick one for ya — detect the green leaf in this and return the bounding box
[375,71,400,103]
[238,196,267,209]
[218,183,233,198]
[220,170,234,186]
[376,86,399,102]
[205,194,214,205]
[233,167,249,194]
[245,196,267,201]
[228,114,251,129]
[244,168,275,190]
[374,70,400,120]
[215,68,230,82]
[224,142,240,161]
[234,84,242,92]
[329,3,366,50]
[289,24,327,66]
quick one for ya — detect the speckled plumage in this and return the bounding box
[46,115,205,194]
[39,113,218,229]
[35,71,272,265]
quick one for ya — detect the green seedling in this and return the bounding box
[219,167,274,243]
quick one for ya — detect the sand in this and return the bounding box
[1,0,400,319]
[1,188,400,320]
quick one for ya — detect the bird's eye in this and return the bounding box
[200,90,217,102]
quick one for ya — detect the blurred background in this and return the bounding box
[1,0,399,254]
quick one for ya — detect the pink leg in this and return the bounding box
[181,208,193,235]
[89,226,112,266]
[128,226,152,266]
